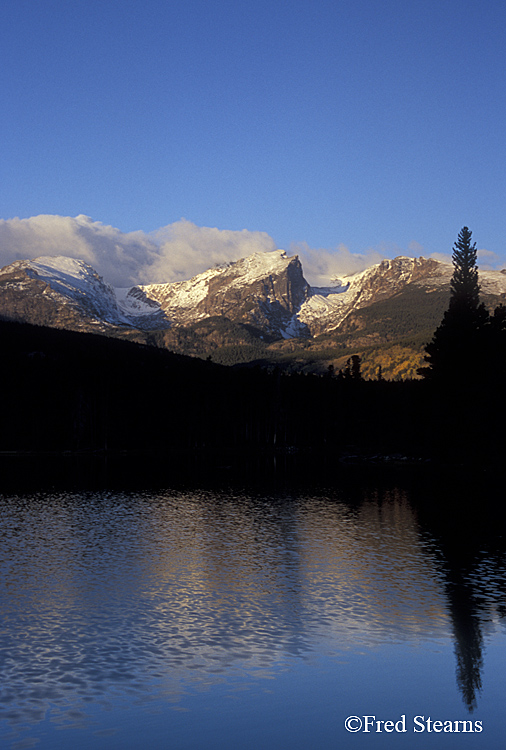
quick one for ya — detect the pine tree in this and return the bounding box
[350,354,362,380]
[341,355,362,380]
[420,227,488,381]
[449,226,481,311]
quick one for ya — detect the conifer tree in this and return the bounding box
[449,226,481,311]
[420,227,488,381]
[341,354,362,380]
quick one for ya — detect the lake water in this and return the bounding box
[1,464,505,749]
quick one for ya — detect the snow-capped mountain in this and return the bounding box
[0,249,310,339]
[137,249,309,338]
[298,256,453,335]
[1,250,506,354]
[0,256,166,332]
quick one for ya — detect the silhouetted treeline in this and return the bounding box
[0,318,503,463]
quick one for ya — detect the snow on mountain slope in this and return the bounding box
[26,257,124,323]
[141,250,300,308]
[478,268,506,296]
[141,266,223,315]
[115,286,166,320]
[298,256,454,334]
[0,256,167,330]
[2,251,506,342]
[138,249,310,336]
[0,249,310,337]
[297,256,506,336]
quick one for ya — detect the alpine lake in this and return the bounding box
[1,454,505,750]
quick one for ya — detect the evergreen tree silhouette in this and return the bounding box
[341,355,362,380]
[419,227,488,382]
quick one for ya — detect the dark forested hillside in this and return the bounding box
[0,318,429,457]
[0,317,503,465]
[141,282,452,379]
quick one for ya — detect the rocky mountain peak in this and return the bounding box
[0,249,311,339]
[298,256,453,336]
[342,256,450,304]
[0,255,166,331]
[139,249,310,338]
[2,249,506,378]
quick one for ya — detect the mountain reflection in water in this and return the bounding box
[0,471,505,748]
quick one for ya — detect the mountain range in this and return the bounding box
[1,250,506,379]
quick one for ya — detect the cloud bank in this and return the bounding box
[0,215,159,287]
[477,248,502,270]
[2,214,381,287]
[149,220,277,284]
[0,215,277,287]
[290,241,384,287]
[1,214,469,289]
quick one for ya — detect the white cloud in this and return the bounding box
[0,215,420,289]
[145,219,277,284]
[408,240,424,256]
[4,215,454,289]
[290,241,383,287]
[428,252,453,265]
[0,215,159,287]
[0,215,277,287]
[477,248,502,270]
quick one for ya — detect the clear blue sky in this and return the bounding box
[2,0,506,263]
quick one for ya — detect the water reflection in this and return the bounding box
[413,472,506,712]
[0,477,505,746]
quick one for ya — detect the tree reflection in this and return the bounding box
[446,580,484,711]
[414,469,506,712]
[1,461,505,733]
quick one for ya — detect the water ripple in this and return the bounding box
[0,486,502,740]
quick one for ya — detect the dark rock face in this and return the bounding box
[138,250,311,339]
[203,255,310,336]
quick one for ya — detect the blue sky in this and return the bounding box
[2,0,506,276]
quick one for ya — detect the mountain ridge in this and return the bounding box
[1,250,506,378]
